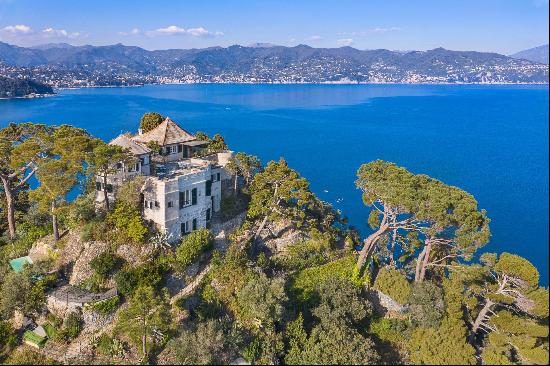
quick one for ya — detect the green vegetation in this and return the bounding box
[116,286,171,360]
[90,252,125,279]
[373,266,411,304]
[0,121,547,365]
[175,228,214,269]
[139,112,164,133]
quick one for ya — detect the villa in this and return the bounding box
[96,117,233,242]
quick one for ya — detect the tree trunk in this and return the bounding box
[470,299,495,341]
[0,175,17,239]
[233,174,238,195]
[415,246,427,282]
[102,173,109,211]
[141,316,147,358]
[52,200,59,241]
[142,334,147,357]
[418,239,432,282]
[249,216,269,256]
[355,223,389,271]
[415,239,432,282]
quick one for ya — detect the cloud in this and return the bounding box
[42,27,80,39]
[0,24,83,44]
[1,24,33,34]
[147,25,223,37]
[338,27,401,37]
[119,28,141,36]
[148,25,186,36]
[337,38,354,46]
[306,35,322,41]
[186,27,223,37]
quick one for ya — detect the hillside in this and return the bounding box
[0,42,548,87]
[0,120,548,365]
[510,44,549,64]
[0,76,54,98]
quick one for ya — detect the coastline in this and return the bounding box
[52,80,550,91]
[0,92,56,100]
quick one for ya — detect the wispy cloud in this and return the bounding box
[146,25,223,38]
[1,24,33,35]
[118,28,141,36]
[338,27,401,37]
[42,28,81,39]
[337,38,354,46]
[0,24,83,43]
[306,35,322,41]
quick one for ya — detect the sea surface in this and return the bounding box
[1,84,548,283]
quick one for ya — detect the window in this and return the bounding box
[181,220,195,235]
[155,201,160,208]
[177,144,183,153]
[216,173,220,181]
[96,182,101,191]
[191,188,198,205]
[149,202,153,209]
[106,184,113,193]
[167,145,177,154]
[205,180,212,196]
[168,201,174,208]
[179,190,191,208]
[206,208,211,221]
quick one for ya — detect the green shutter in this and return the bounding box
[192,218,197,230]
[205,180,212,196]
[191,188,197,205]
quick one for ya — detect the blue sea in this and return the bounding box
[1,84,548,283]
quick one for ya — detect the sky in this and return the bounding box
[0,0,548,54]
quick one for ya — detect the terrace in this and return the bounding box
[152,158,211,180]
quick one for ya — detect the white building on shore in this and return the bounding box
[96,117,233,242]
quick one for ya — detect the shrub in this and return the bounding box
[407,281,445,328]
[290,256,365,305]
[88,296,120,315]
[95,333,114,356]
[115,261,166,297]
[373,267,411,305]
[108,202,148,243]
[56,312,83,342]
[175,229,214,269]
[90,252,124,279]
[65,196,96,229]
[0,321,16,360]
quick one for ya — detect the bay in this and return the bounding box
[1,83,548,283]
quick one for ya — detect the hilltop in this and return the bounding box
[0,119,548,365]
[0,75,54,98]
[510,44,549,64]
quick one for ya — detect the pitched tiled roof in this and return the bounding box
[132,117,196,146]
[110,134,151,155]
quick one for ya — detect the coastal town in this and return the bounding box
[0,42,548,91]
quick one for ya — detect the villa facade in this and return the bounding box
[96,117,233,242]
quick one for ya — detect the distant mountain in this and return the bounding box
[248,42,280,48]
[30,43,77,50]
[0,76,54,98]
[0,41,547,87]
[510,44,549,64]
